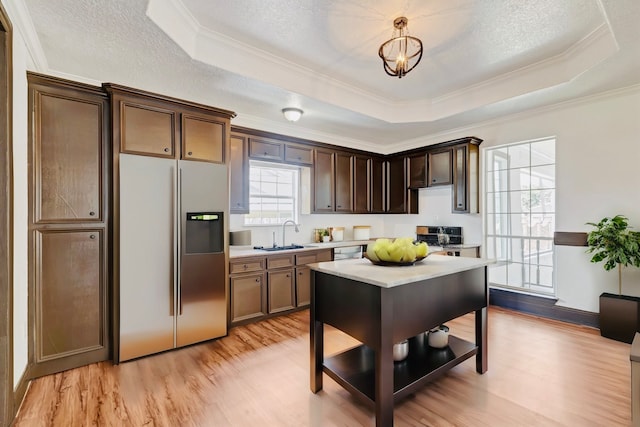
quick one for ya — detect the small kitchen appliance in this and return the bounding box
[416,226,463,246]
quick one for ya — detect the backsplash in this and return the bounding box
[229,186,483,248]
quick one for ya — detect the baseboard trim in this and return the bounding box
[489,288,599,328]
[13,363,31,419]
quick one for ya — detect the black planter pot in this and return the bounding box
[599,292,640,343]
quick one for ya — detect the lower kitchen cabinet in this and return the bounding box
[229,249,332,326]
[268,269,295,313]
[230,272,267,323]
[295,266,311,307]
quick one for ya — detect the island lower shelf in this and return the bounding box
[322,335,477,406]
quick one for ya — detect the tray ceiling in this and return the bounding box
[19,0,640,152]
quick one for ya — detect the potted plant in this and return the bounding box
[587,215,640,343]
[319,228,330,243]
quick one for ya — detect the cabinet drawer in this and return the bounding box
[316,249,333,262]
[267,255,294,269]
[284,144,313,165]
[249,138,283,161]
[230,258,265,274]
[296,252,318,265]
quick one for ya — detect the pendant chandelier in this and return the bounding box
[378,17,423,78]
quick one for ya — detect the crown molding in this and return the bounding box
[4,0,48,71]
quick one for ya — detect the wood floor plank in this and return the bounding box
[13,307,632,426]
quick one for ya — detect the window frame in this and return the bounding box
[243,160,300,227]
[483,137,556,296]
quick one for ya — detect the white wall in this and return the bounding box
[4,0,31,389]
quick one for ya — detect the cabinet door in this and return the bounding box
[369,157,385,213]
[284,144,313,165]
[452,143,479,213]
[181,113,226,163]
[409,154,427,188]
[453,145,468,212]
[335,152,353,212]
[296,266,311,307]
[230,273,266,323]
[35,230,107,366]
[121,102,176,158]
[268,269,295,313]
[34,90,105,223]
[353,156,368,213]
[229,133,249,213]
[386,157,407,213]
[249,137,283,162]
[428,149,452,186]
[313,149,334,212]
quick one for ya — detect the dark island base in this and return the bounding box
[323,335,477,407]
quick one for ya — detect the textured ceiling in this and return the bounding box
[19,0,640,153]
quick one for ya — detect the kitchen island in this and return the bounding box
[309,255,494,427]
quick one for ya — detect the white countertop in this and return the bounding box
[229,240,373,258]
[308,255,495,288]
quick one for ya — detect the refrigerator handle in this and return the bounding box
[170,164,176,316]
[178,167,183,316]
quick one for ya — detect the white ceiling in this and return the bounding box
[18,0,640,153]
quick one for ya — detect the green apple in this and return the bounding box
[366,243,379,262]
[415,242,428,258]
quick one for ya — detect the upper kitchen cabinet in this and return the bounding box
[248,136,283,162]
[386,156,408,213]
[428,148,452,186]
[313,148,335,213]
[369,157,386,213]
[104,84,234,161]
[30,75,108,223]
[284,143,313,166]
[353,155,369,213]
[408,153,427,188]
[452,141,480,213]
[313,149,353,213]
[181,112,226,163]
[229,132,250,214]
[334,152,353,213]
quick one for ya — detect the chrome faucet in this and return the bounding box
[282,219,300,247]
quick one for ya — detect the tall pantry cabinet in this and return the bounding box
[27,73,110,377]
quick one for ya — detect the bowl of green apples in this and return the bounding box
[364,237,430,266]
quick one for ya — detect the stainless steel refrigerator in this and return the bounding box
[119,153,228,362]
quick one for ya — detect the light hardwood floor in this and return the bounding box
[13,307,632,426]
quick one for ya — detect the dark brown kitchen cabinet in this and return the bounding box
[284,144,313,165]
[117,99,176,158]
[105,83,234,162]
[408,153,427,188]
[28,73,110,378]
[181,113,225,163]
[369,157,386,213]
[353,155,369,213]
[428,149,452,186]
[386,156,408,213]
[268,269,296,313]
[313,149,335,212]
[230,272,267,323]
[229,133,249,214]
[452,143,479,213]
[335,152,353,212]
[249,137,283,162]
[295,266,311,307]
[34,230,106,364]
[32,84,105,223]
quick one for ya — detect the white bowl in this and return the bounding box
[393,340,409,362]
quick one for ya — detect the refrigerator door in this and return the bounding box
[177,161,228,347]
[119,154,176,361]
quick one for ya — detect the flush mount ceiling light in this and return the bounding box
[378,17,423,79]
[282,107,304,122]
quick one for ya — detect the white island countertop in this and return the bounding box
[309,254,495,288]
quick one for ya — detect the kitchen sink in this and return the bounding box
[255,244,306,251]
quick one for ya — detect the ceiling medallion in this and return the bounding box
[378,17,423,79]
